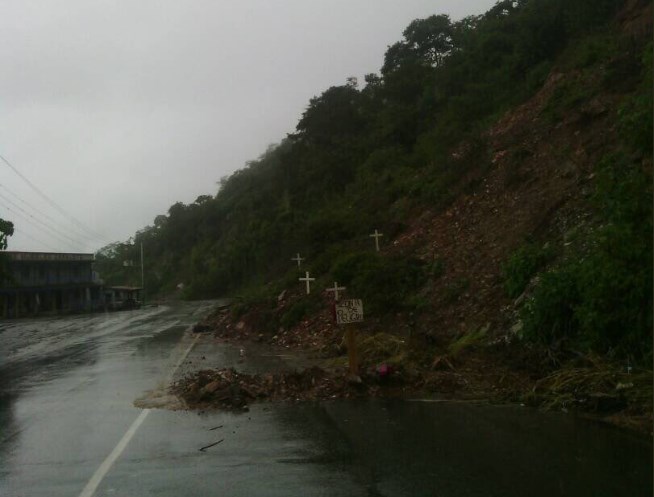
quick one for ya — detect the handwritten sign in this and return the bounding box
[335,299,364,324]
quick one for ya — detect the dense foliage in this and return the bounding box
[0,218,14,282]
[96,0,651,359]
[502,242,555,299]
[0,218,13,251]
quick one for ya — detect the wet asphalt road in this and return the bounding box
[0,301,651,497]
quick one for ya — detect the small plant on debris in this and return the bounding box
[525,354,653,429]
[442,277,470,304]
[502,241,554,299]
[447,324,489,358]
[521,151,652,362]
[331,252,426,314]
[280,296,321,329]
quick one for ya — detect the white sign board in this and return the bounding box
[335,299,364,324]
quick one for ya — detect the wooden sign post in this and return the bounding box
[335,299,364,378]
[345,325,359,377]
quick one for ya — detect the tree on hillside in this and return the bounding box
[295,85,365,146]
[382,14,454,74]
[0,218,14,284]
[0,218,13,250]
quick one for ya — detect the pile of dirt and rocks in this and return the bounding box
[185,300,651,434]
[193,294,346,354]
[172,366,410,411]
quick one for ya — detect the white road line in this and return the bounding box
[167,333,200,384]
[78,332,200,497]
[77,408,150,497]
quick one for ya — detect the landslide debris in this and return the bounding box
[172,366,405,411]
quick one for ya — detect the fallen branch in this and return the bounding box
[199,439,224,452]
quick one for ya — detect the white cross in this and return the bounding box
[326,282,346,301]
[299,271,315,294]
[291,253,304,268]
[370,229,383,252]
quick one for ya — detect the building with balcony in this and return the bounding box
[0,251,105,318]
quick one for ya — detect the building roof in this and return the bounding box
[4,251,95,262]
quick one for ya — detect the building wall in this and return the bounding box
[8,262,93,287]
[0,252,103,318]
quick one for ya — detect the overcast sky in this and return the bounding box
[1,0,497,253]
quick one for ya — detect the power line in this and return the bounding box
[12,227,60,252]
[0,199,80,251]
[0,153,110,244]
[0,183,99,245]
[0,192,86,249]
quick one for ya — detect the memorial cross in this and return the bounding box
[291,253,304,268]
[326,282,346,301]
[369,229,383,252]
[299,271,315,294]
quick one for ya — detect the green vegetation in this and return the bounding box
[0,218,14,281]
[529,357,652,415]
[520,41,653,360]
[357,333,412,371]
[0,218,13,251]
[332,252,426,314]
[96,0,651,362]
[521,153,652,360]
[448,324,489,357]
[502,242,554,298]
[280,297,322,330]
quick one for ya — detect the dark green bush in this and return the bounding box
[617,42,652,154]
[280,298,320,329]
[502,242,554,298]
[521,153,652,361]
[575,230,652,355]
[331,252,426,314]
[521,267,579,345]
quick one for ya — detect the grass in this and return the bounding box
[528,356,652,413]
[447,324,489,357]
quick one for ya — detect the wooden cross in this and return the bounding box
[370,229,383,252]
[291,253,304,268]
[299,271,315,294]
[326,282,346,301]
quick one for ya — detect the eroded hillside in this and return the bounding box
[98,0,653,430]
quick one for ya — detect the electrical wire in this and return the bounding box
[0,200,80,251]
[12,227,60,252]
[0,153,110,244]
[0,192,87,249]
[0,183,101,244]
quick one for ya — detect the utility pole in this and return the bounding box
[140,242,145,305]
